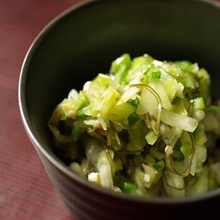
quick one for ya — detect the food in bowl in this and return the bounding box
[48,53,220,197]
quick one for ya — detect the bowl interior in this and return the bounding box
[21,0,220,198]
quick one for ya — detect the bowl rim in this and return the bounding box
[18,0,220,205]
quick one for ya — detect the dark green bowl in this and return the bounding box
[19,0,220,219]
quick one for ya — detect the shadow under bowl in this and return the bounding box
[19,0,220,219]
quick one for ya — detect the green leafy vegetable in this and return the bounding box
[60,113,67,121]
[122,182,138,194]
[49,53,220,198]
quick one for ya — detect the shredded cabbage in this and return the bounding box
[49,53,220,197]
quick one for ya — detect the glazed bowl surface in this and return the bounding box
[19,0,220,219]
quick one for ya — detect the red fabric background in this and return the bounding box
[0,0,219,220]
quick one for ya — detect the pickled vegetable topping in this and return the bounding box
[49,54,220,197]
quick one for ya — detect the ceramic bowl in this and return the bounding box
[19,0,220,219]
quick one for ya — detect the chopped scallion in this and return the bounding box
[71,127,79,141]
[207,105,220,112]
[180,141,191,156]
[153,160,165,171]
[60,113,67,121]
[193,97,205,110]
[122,182,138,194]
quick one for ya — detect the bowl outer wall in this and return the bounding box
[19,0,220,219]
